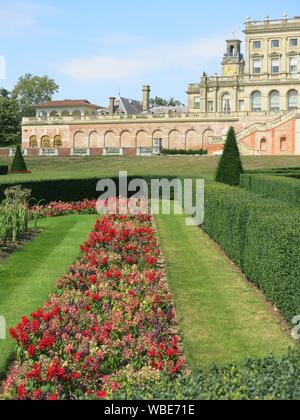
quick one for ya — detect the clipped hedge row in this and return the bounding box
[240,173,300,206]
[162,148,208,156]
[0,175,175,203]
[0,166,8,176]
[204,182,300,324]
[114,351,300,400]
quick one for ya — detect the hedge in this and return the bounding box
[162,148,208,156]
[115,351,300,400]
[0,175,176,203]
[203,182,300,324]
[0,166,8,176]
[240,173,300,206]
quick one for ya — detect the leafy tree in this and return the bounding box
[150,96,185,107]
[215,127,244,186]
[12,73,59,117]
[10,145,28,172]
[0,90,21,146]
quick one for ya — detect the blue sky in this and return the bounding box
[0,0,299,105]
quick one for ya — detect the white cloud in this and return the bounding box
[0,0,63,36]
[60,36,225,82]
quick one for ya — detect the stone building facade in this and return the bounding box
[14,15,300,158]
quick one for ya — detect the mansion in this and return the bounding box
[5,15,300,157]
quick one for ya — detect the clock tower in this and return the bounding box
[222,39,245,77]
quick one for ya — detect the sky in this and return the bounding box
[0,0,300,106]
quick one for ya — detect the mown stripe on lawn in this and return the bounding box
[155,210,293,369]
[0,214,98,377]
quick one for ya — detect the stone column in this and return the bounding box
[142,85,151,112]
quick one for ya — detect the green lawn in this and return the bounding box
[155,210,293,369]
[0,155,300,183]
[0,214,98,377]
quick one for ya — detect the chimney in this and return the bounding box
[109,97,116,115]
[142,85,151,112]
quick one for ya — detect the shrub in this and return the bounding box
[114,351,300,400]
[203,182,300,324]
[162,149,208,156]
[0,166,8,175]
[215,127,243,186]
[240,173,300,206]
[10,146,28,172]
[0,176,176,203]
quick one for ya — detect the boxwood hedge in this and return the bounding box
[204,182,300,324]
[115,351,300,400]
[240,173,300,206]
[0,175,175,203]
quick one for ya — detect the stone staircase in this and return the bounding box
[236,110,297,155]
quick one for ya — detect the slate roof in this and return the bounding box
[33,99,103,109]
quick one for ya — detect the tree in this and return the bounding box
[215,127,244,186]
[10,145,28,172]
[150,96,185,107]
[12,73,59,117]
[0,89,21,146]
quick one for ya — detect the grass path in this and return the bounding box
[0,214,98,376]
[155,210,293,369]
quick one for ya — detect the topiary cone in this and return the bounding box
[10,145,28,172]
[215,127,244,187]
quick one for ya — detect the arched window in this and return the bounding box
[287,90,298,110]
[222,94,231,114]
[251,91,262,112]
[29,135,38,148]
[269,90,280,112]
[280,137,287,151]
[54,135,62,148]
[41,136,50,148]
[260,138,267,151]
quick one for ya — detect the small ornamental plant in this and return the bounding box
[215,127,244,187]
[10,146,31,173]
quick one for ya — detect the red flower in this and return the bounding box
[28,345,36,358]
[17,384,27,400]
[96,390,107,399]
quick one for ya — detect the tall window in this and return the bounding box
[54,135,62,148]
[194,96,201,109]
[271,58,280,74]
[207,101,214,112]
[239,100,245,111]
[41,136,50,148]
[29,136,38,148]
[280,137,287,151]
[251,91,262,112]
[288,90,298,110]
[271,40,280,48]
[222,94,231,114]
[253,41,261,49]
[253,59,261,75]
[260,138,268,151]
[269,91,280,112]
[290,56,298,75]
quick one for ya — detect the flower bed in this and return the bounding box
[33,199,97,218]
[2,210,184,400]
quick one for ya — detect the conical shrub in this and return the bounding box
[10,145,28,172]
[215,127,244,186]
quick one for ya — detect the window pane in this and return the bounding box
[253,59,261,74]
[290,57,298,74]
[288,90,298,110]
[194,97,200,109]
[252,92,262,112]
[272,58,280,73]
[270,91,280,111]
[271,40,280,48]
[253,41,261,49]
[290,39,298,47]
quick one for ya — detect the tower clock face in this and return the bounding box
[223,66,238,77]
